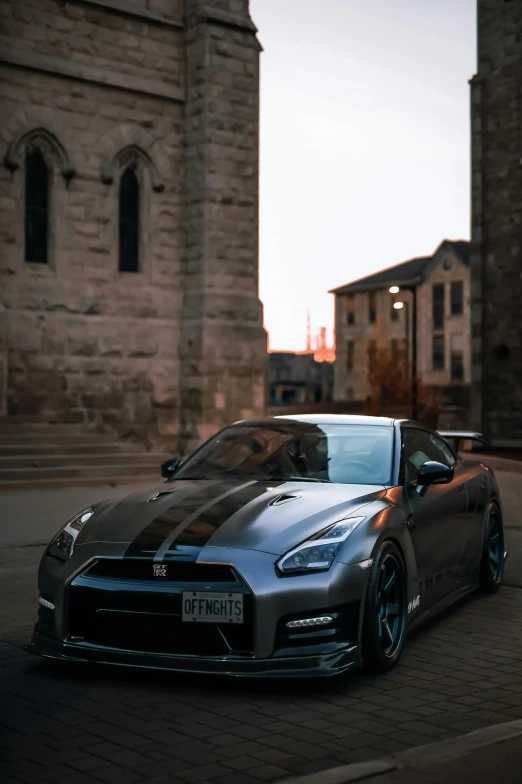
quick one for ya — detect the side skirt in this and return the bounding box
[407,582,479,634]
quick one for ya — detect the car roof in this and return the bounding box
[272,414,396,426]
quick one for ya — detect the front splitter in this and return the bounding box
[27,631,362,679]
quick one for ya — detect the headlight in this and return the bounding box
[276,517,365,575]
[47,508,94,561]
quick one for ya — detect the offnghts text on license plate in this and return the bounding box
[182,591,244,624]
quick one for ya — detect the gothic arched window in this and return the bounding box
[119,167,139,272]
[25,150,49,264]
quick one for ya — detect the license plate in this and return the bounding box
[182,591,244,624]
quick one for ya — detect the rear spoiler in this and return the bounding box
[437,431,491,452]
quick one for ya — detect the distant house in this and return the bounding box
[330,240,470,408]
[268,352,333,406]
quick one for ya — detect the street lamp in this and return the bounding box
[389,285,418,420]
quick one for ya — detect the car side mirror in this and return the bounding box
[417,461,454,486]
[161,457,181,480]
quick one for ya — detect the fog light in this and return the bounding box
[38,597,55,610]
[286,616,333,629]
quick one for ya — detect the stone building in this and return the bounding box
[470,0,522,444]
[331,240,471,412]
[268,351,333,406]
[0,0,266,453]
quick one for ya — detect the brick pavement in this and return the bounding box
[1,530,522,784]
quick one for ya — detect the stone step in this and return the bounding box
[0,463,164,482]
[0,441,145,456]
[0,423,93,435]
[0,415,48,424]
[0,432,126,444]
[0,452,165,470]
[0,475,160,491]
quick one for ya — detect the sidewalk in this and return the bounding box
[359,735,522,784]
[282,720,522,784]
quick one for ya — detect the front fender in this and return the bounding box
[336,488,420,612]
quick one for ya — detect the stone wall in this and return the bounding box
[0,0,267,452]
[180,0,267,454]
[0,304,7,416]
[470,0,522,443]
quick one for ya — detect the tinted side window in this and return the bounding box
[428,434,456,467]
[401,429,454,483]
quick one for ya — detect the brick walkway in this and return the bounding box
[1,529,522,784]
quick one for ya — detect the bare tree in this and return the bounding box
[363,321,439,426]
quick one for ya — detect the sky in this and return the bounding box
[250,0,477,352]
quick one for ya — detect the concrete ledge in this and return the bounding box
[281,759,396,784]
[201,5,258,34]
[281,719,522,784]
[0,49,185,103]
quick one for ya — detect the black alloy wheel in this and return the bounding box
[479,502,504,593]
[362,541,407,672]
[376,554,404,657]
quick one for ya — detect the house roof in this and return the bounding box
[329,240,470,295]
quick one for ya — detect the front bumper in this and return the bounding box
[28,631,361,678]
[31,544,369,678]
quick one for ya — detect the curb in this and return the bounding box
[280,719,522,784]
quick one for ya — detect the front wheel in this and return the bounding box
[479,502,504,593]
[362,541,407,673]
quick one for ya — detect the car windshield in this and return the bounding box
[174,422,394,485]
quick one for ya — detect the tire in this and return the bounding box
[479,501,504,593]
[362,540,407,673]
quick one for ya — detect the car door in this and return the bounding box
[453,457,489,584]
[401,427,468,609]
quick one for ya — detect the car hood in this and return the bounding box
[78,478,386,558]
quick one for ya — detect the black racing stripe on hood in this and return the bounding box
[166,482,276,549]
[124,483,233,557]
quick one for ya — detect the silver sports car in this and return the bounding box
[29,415,506,677]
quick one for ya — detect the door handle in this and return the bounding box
[406,515,415,529]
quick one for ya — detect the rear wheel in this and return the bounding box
[479,502,504,593]
[362,541,407,673]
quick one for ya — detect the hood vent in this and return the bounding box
[148,490,178,503]
[269,493,301,507]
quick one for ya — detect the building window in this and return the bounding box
[432,334,445,370]
[390,300,399,321]
[25,150,49,264]
[390,339,398,355]
[346,295,355,325]
[119,167,139,273]
[368,291,377,323]
[450,281,464,315]
[450,333,464,381]
[432,283,445,329]
[347,341,354,371]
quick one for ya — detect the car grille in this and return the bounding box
[68,609,254,656]
[83,559,238,584]
[67,565,254,657]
